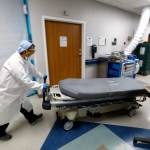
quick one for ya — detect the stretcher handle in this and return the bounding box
[43,78,46,101]
[42,78,51,110]
[43,90,46,101]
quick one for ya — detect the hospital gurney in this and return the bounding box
[43,78,149,130]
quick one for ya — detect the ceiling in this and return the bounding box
[96,0,150,15]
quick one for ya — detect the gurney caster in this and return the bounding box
[127,107,136,117]
[56,110,77,130]
[64,121,74,131]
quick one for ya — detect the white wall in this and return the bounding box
[28,0,150,78]
[0,0,27,69]
[143,24,150,41]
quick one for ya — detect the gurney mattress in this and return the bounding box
[59,78,148,99]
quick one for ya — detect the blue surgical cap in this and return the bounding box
[18,40,33,54]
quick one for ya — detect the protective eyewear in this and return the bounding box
[27,49,35,54]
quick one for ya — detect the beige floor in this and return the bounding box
[1,74,150,150]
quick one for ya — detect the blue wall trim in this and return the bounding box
[23,0,37,96]
[23,0,32,42]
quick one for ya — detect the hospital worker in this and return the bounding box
[0,40,47,141]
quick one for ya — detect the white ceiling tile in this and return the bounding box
[95,0,150,14]
[130,0,150,8]
[113,0,137,5]
[96,0,112,3]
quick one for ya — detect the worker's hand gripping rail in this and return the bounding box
[42,78,51,110]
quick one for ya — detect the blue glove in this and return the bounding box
[43,74,47,80]
[43,83,47,89]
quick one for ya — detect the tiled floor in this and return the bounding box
[1,74,150,150]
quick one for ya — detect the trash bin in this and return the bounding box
[133,42,150,75]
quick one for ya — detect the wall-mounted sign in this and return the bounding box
[86,36,93,47]
[60,36,67,47]
[98,36,106,46]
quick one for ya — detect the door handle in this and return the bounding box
[78,49,82,56]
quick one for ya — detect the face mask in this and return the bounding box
[25,57,28,61]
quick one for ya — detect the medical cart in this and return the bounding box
[107,60,135,78]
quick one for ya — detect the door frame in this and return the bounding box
[42,16,86,84]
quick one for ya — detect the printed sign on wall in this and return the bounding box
[86,36,93,47]
[60,36,67,47]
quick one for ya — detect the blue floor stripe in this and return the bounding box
[59,125,134,150]
[105,124,150,150]
[41,120,150,150]
[41,120,99,150]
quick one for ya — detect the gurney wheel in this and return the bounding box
[64,121,74,131]
[128,108,136,117]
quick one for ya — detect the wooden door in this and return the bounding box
[45,21,82,85]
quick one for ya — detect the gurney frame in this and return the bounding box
[47,85,147,130]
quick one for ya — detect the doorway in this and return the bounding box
[44,19,84,85]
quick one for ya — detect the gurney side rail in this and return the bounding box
[50,96,138,107]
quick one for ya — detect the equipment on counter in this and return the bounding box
[109,51,126,61]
